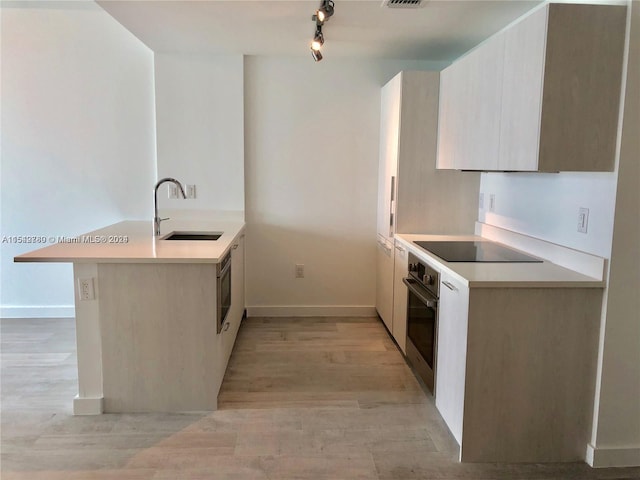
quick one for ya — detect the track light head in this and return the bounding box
[311,28,324,51]
[318,0,335,22]
[311,48,323,62]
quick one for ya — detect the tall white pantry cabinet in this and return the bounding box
[375,71,479,350]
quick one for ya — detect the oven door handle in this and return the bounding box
[403,277,438,308]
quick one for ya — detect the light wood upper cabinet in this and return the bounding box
[437,3,627,172]
[437,32,504,171]
[498,7,547,171]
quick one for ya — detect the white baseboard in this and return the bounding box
[73,395,104,416]
[586,443,640,467]
[246,305,377,318]
[1,305,75,319]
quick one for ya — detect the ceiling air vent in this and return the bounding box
[382,0,425,8]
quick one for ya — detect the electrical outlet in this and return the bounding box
[186,184,196,199]
[578,207,589,234]
[295,264,304,278]
[168,184,179,199]
[479,193,484,209]
[489,194,496,212]
[78,277,95,301]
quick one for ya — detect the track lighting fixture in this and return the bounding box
[309,0,334,62]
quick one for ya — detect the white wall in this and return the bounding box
[0,2,156,318]
[479,172,617,257]
[154,54,244,214]
[243,56,447,314]
[589,0,640,467]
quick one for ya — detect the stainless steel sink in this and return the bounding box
[161,231,222,241]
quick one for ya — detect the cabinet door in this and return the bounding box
[392,243,409,353]
[458,32,505,170]
[436,64,460,170]
[435,273,469,445]
[377,73,402,239]
[499,7,548,171]
[438,33,505,170]
[375,236,394,332]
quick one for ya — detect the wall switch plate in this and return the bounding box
[479,193,485,209]
[489,194,496,212]
[78,277,95,301]
[186,184,196,199]
[168,184,179,199]
[295,264,304,278]
[578,207,589,233]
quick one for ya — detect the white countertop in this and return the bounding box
[14,219,245,264]
[395,233,605,288]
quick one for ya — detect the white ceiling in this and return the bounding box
[96,0,542,61]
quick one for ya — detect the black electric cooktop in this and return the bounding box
[413,240,542,263]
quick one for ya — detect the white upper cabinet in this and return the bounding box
[437,3,627,172]
[498,7,547,171]
[438,32,504,171]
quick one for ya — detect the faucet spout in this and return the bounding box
[154,177,187,236]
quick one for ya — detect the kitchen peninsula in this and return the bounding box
[15,217,245,415]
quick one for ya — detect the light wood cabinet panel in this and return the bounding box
[461,287,602,462]
[436,64,460,170]
[437,3,626,172]
[427,274,602,462]
[537,4,626,172]
[376,237,394,331]
[434,273,469,445]
[459,32,505,171]
[437,33,504,171]
[498,7,548,171]
[392,243,409,353]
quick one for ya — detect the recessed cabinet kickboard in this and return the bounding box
[437,3,626,172]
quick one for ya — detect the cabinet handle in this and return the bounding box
[395,245,404,252]
[389,176,396,236]
[223,322,230,332]
[442,281,457,291]
[232,244,238,250]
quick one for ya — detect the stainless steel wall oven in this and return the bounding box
[403,253,439,394]
[217,251,232,333]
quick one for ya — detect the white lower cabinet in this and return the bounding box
[435,273,469,445]
[375,236,394,332]
[391,243,408,353]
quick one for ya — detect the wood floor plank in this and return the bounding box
[2,317,640,480]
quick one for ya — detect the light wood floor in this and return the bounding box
[1,317,639,480]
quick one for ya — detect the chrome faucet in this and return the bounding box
[154,178,186,236]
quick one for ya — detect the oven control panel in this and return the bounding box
[408,253,440,297]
